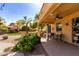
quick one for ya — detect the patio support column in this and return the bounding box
[46,24,51,41]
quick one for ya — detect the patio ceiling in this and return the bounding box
[39,3,79,24]
[52,3,79,17]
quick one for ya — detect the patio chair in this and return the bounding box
[73,36,78,43]
[51,33,55,39]
[54,34,59,40]
[54,34,64,41]
[60,34,64,41]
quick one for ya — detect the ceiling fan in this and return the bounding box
[56,14,63,19]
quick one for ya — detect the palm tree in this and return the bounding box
[23,17,32,33]
[29,20,37,29]
[35,14,45,31]
[16,19,26,31]
[35,14,39,20]
[16,17,32,33]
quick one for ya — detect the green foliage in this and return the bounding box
[21,26,26,31]
[30,21,37,29]
[28,33,40,45]
[16,18,32,32]
[39,24,45,29]
[6,33,20,36]
[35,14,39,20]
[0,17,8,33]
[16,19,26,30]
[13,33,40,52]
[1,25,8,33]
[16,20,26,26]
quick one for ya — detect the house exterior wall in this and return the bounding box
[51,24,56,33]
[62,14,73,43]
[51,11,79,43]
[63,11,79,43]
[39,3,79,44]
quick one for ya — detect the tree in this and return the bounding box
[9,23,15,26]
[15,17,32,33]
[0,17,8,33]
[29,21,37,29]
[0,19,3,29]
[8,23,18,33]
[23,17,32,33]
[35,14,46,31]
[16,19,26,31]
[39,24,45,31]
[35,14,39,20]
[21,26,26,31]
[0,17,5,29]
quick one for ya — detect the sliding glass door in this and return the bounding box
[72,17,79,43]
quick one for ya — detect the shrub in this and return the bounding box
[13,33,40,52]
[29,34,40,45]
[0,29,5,35]
[21,26,26,31]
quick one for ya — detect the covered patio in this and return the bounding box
[38,3,79,45]
[41,38,79,56]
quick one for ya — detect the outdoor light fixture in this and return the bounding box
[56,14,59,18]
[56,14,63,19]
[66,23,69,26]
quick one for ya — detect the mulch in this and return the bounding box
[24,43,48,56]
[2,43,48,56]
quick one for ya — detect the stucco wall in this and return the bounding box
[62,15,72,43]
[51,11,79,43]
[51,24,56,33]
[62,11,79,43]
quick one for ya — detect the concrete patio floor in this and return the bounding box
[41,38,79,56]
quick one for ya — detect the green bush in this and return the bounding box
[13,33,40,52]
[29,33,40,44]
[21,26,26,31]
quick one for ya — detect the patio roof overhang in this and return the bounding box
[38,3,79,24]
[38,3,61,24]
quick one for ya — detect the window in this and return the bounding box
[73,17,79,33]
[72,17,79,43]
[56,23,62,32]
[47,24,51,33]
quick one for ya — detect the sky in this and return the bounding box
[0,3,43,25]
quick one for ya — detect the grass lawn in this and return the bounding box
[7,33,21,36]
[0,31,37,36]
[0,33,21,36]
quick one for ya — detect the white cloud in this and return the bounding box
[33,3,43,8]
[0,0,78,3]
[29,0,54,3]
[0,0,54,3]
[31,3,43,13]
